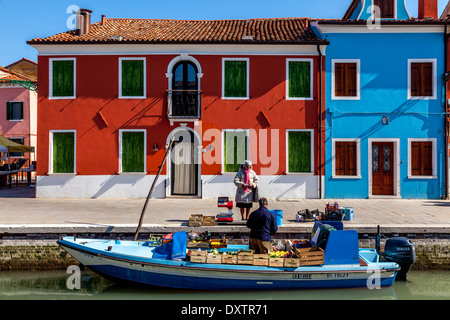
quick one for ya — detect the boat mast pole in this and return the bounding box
[133,137,175,241]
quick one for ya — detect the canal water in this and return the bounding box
[0,270,448,300]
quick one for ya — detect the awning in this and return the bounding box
[0,134,34,153]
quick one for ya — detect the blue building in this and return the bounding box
[313,0,447,199]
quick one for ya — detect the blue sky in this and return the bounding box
[0,0,448,66]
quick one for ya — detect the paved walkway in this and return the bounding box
[0,185,449,234]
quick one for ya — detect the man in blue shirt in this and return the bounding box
[246,198,278,254]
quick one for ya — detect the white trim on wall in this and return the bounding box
[118,129,147,174]
[118,57,147,99]
[331,138,361,179]
[407,138,437,179]
[407,58,437,100]
[286,129,315,174]
[285,58,314,100]
[222,58,250,100]
[48,57,76,100]
[331,59,361,100]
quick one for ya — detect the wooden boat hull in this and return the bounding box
[58,238,399,290]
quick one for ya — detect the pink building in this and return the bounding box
[0,63,37,165]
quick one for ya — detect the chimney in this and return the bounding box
[418,0,438,19]
[75,9,93,35]
[101,15,106,25]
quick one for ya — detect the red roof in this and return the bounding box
[0,66,35,82]
[27,17,326,45]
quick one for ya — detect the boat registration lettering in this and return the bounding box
[327,273,349,278]
[292,273,312,279]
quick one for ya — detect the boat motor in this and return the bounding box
[375,226,416,281]
[376,226,416,281]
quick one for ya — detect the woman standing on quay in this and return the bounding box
[234,160,259,220]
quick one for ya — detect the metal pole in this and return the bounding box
[133,137,175,241]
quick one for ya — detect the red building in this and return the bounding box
[27,11,328,199]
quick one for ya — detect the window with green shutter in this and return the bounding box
[121,131,145,172]
[223,59,248,98]
[52,132,75,173]
[223,130,248,172]
[6,101,23,121]
[51,59,75,98]
[287,131,312,173]
[288,60,312,99]
[120,59,145,98]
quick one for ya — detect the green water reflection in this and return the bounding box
[0,270,448,300]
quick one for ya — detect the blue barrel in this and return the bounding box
[270,210,283,226]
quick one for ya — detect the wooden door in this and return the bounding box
[372,142,394,195]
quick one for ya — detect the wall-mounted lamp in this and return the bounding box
[381,116,389,125]
[152,144,159,151]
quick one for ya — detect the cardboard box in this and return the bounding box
[268,257,284,267]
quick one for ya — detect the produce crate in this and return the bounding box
[189,214,203,227]
[202,216,216,226]
[252,254,269,266]
[189,249,207,263]
[293,246,324,266]
[237,250,254,265]
[284,258,301,268]
[210,239,227,248]
[206,254,222,264]
[222,253,238,264]
[187,241,210,248]
[268,257,284,267]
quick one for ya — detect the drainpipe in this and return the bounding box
[444,20,450,199]
[317,44,324,199]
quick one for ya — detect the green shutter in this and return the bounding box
[224,131,247,172]
[289,61,311,98]
[122,131,145,172]
[52,60,74,97]
[224,60,247,98]
[53,132,75,173]
[288,131,311,173]
[6,102,12,120]
[122,60,144,97]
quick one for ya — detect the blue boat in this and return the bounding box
[58,222,415,290]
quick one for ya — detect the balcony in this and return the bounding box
[166,90,201,125]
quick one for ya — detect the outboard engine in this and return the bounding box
[383,237,416,281]
[376,226,416,281]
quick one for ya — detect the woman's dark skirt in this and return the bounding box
[236,202,253,208]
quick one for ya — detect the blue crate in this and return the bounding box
[342,207,354,221]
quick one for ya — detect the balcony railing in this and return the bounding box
[166,90,201,119]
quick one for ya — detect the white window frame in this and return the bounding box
[332,138,361,179]
[407,138,437,179]
[49,58,76,100]
[118,129,147,174]
[331,59,361,100]
[119,57,147,99]
[221,129,250,173]
[49,130,76,174]
[285,129,314,174]
[7,101,24,121]
[407,59,437,100]
[286,59,314,100]
[222,58,250,100]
